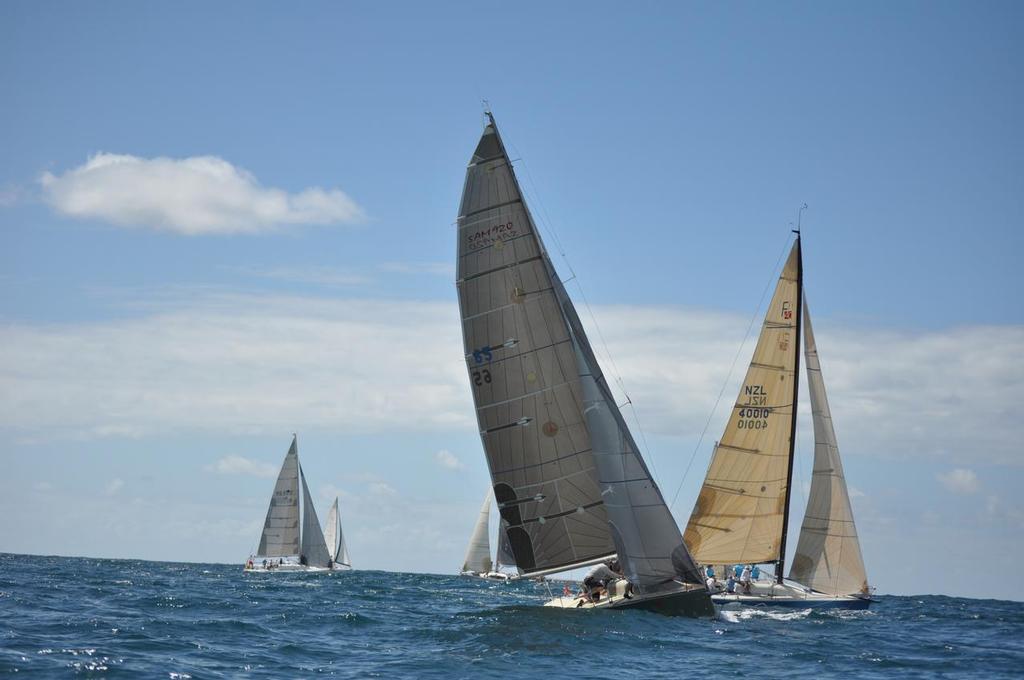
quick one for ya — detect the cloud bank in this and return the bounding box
[0,293,1020,466]
[40,153,363,234]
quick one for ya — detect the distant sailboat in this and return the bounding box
[459,490,521,580]
[455,112,712,616]
[244,435,334,573]
[322,497,352,571]
[460,491,494,577]
[683,234,871,608]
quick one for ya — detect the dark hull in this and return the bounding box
[611,587,716,618]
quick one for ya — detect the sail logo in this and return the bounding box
[467,220,518,250]
[782,301,793,320]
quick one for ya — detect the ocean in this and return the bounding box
[1,553,1021,678]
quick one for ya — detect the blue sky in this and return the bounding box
[1,1,1021,600]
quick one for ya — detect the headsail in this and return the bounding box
[462,492,493,574]
[495,518,519,573]
[299,466,332,568]
[565,281,704,589]
[789,301,869,595]
[684,241,801,568]
[257,436,300,557]
[456,114,616,576]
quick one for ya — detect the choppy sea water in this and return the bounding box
[1,553,1021,678]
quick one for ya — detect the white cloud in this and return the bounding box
[40,153,363,235]
[0,293,1020,469]
[104,478,124,496]
[32,481,54,492]
[368,481,398,497]
[937,468,980,494]
[207,455,278,478]
[434,449,466,470]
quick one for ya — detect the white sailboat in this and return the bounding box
[683,234,872,608]
[244,435,334,573]
[459,490,522,581]
[322,496,352,571]
[455,112,713,616]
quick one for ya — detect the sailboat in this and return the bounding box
[683,234,872,608]
[322,496,352,571]
[455,112,713,617]
[459,490,522,580]
[244,435,335,573]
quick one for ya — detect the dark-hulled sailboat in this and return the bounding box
[455,112,712,616]
[683,234,871,608]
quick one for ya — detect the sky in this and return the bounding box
[1,1,1021,601]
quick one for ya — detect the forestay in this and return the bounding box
[257,437,300,557]
[789,301,869,595]
[455,115,615,576]
[684,242,801,566]
[462,492,493,574]
[300,468,332,568]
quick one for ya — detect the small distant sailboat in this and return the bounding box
[455,112,713,616]
[459,490,521,580]
[322,497,352,571]
[683,233,871,608]
[244,435,336,573]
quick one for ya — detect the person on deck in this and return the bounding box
[726,574,737,594]
[740,564,753,594]
[704,565,717,591]
[582,559,624,603]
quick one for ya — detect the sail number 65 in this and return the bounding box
[472,369,492,386]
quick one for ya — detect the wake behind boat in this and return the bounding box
[683,232,871,609]
[454,112,713,617]
[244,435,351,573]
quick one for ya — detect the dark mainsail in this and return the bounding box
[455,114,703,589]
[456,115,616,576]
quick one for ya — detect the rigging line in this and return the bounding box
[508,141,665,485]
[669,233,796,511]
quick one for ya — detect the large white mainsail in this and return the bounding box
[788,301,869,596]
[299,467,332,568]
[461,492,493,574]
[456,114,616,577]
[455,113,705,601]
[257,436,301,558]
[684,240,801,576]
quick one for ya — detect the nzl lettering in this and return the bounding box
[743,385,767,406]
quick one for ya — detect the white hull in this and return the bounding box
[244,564,330,573]
[709,579,871,609]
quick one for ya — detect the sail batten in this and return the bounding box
[788,302,869,596]
[684,242,801,567]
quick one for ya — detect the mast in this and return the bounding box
[776,231,803,584]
